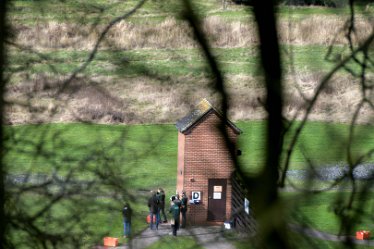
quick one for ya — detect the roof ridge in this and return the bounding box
[176,98,242,134]
[196,98,212,112]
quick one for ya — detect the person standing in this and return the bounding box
[122,203,132,238]
[169,196,180,236]
[158,188,168,223]
[173,192,181,231]
[180,191,188,228]
[174,192,182,208]
[148,191,160,230]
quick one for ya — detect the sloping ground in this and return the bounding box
[11,16,374,50]
[5,1,374,125]
[4,71,374,125]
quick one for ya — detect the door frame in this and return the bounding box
[207,178,227,221]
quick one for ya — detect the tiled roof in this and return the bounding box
[176,98,241,134]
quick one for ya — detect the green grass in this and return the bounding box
[4,121,373,247]
[9,45,371,79]
[8,0,217,24]
[237,121,374,172]
[5,123,177,180]
[6,0,374,247]
[229,191,374,248]
[7,191,151,248]
[145,236,205,249]
[5,121,373,174]
[9,0,374,24]
[283,191,374,234]
[276,4,374,18]
[233,234,374,249]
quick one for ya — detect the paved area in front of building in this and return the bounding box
[94,224,236,249]
[95,223,374,249]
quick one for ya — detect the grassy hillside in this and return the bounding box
[9,0,374,24]
[4,1,373,247]
[5,0,374,125]
[9,46,372,77]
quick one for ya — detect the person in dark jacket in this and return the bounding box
[122,203,132,237]
[180,190,188,228]
[172,193,181,231]
[148,191,160,230]
[158,188,168,223]
[173,192,182,208]
[169,196,180,236]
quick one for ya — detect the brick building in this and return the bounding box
[175,99,241,225]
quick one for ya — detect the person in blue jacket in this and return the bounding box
[122,203,132,237]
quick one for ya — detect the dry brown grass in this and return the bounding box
[282,16,374,45]
[13,15,373,50]
[5,72,373,125]
[6,14,373,125]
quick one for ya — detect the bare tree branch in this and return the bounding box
[280,31,374,187]
[57,0,148,95]
[0,0,8,248]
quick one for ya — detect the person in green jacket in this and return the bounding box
[174,192,182,208]
[169,196,180,236]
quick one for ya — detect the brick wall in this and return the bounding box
[177,110,238,225]
[177,132,185,192]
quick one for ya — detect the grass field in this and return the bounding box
[5,121,373,174]
[284,191,374,233]
[4,0,374,247]
[145,236,204,249]
[4,121,373,247]
[228,191,374,249]
[233,233,374,249]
